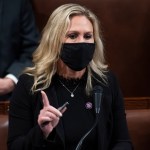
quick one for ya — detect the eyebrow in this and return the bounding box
[66,31,93,34]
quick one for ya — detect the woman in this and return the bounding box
[7,3,132,150]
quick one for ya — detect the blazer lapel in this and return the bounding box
[45,85,65,147]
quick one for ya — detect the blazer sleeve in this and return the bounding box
[7,0,40,78]
[109,72,133,150]
[7,75,56,150]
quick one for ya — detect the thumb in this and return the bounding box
[41,91,50,107]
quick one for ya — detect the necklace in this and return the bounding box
[59,80,80,97]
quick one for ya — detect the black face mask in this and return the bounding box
[60,43,95,71]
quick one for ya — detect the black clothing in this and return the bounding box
[60,43,95,71]
[55,74,97,150]
[8,71,133,150]
[0,0,39,100]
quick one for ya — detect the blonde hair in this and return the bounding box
[24,3,108,94]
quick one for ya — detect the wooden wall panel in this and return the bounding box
[31,0,150,97]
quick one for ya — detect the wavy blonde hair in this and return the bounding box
[24,3,108,94]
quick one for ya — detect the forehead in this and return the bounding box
[68,15,93,31]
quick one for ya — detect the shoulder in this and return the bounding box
[19,73,33,80]
[11,73,37,106]
[105,70,119,85]
[92,69,122,98]
[92,69,119,87]
[103,70,121,94]
[17,73,34,90]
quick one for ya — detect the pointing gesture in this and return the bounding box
[38,91,62,138]
[41,90,50,107]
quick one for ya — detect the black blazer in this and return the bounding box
[7,71,133,150]
[0,0,39,78]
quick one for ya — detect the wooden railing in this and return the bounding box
[0,97,150,114]
[125,97,150,110]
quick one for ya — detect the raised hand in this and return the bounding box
[38,91,62,138]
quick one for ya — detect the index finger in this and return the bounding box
[41,91,50,107]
